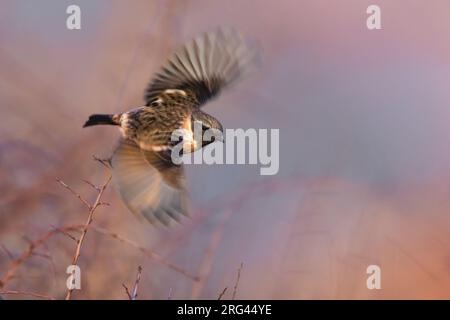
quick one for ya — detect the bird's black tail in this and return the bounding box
[83,114,119,127]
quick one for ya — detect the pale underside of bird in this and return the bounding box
[83,28,259,226]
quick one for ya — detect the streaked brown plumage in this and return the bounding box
[83,28,258,226]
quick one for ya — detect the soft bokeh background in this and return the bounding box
[1,0,450,299]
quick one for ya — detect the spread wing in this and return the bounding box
[144,27,259,107]
[111,138,188,226]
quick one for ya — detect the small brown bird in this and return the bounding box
[83,28,258,226]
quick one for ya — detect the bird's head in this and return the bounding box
[191,111,224,147]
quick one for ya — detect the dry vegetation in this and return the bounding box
[0,1,249,300]
[2,0,450,300]
[0,1,304,300]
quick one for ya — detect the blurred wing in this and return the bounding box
[144,27,259,107]
[111,139,188,226]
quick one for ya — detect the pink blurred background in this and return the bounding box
[1,0,450,299]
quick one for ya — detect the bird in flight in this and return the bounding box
[83,28,258,226]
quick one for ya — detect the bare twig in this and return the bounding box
[122,284,132,300]
[122,266,142,300]
[30,251,52,260]
[1,244,15,261]
[0,221,197,293]
[0,225,82,288]
[56,178,91,210]
[65,175,112,300]
[50,225,78,242]
[0,290,56,300]
[98,202,110,207]
[232,262,243,300]
[92,155,112,169]
[82,179,100,192]
[131,266,143,300]
[217,287,228,300]
[90,226,198,281]
[191,210,232,299]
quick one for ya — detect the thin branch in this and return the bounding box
[97,202,110,207]
[122,266,142,300]
[0,221,197,292]
[0,290,56,300]
[30,252,52,260]
[0,225,82,288]
[56,178,91,210]
[22,236,34,246]
[1,244,15,261]
[232,262,243,300]
[50,225,78,242]
[122,284,132,300]
[131,266,142,300]
[65,175,112,300]
[90,226,199,281]
[92,155,112,169]
[82,179,100,192]
[217,287,227,300]
[191,210,232,299]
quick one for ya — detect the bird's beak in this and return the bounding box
[218,124,224,143]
